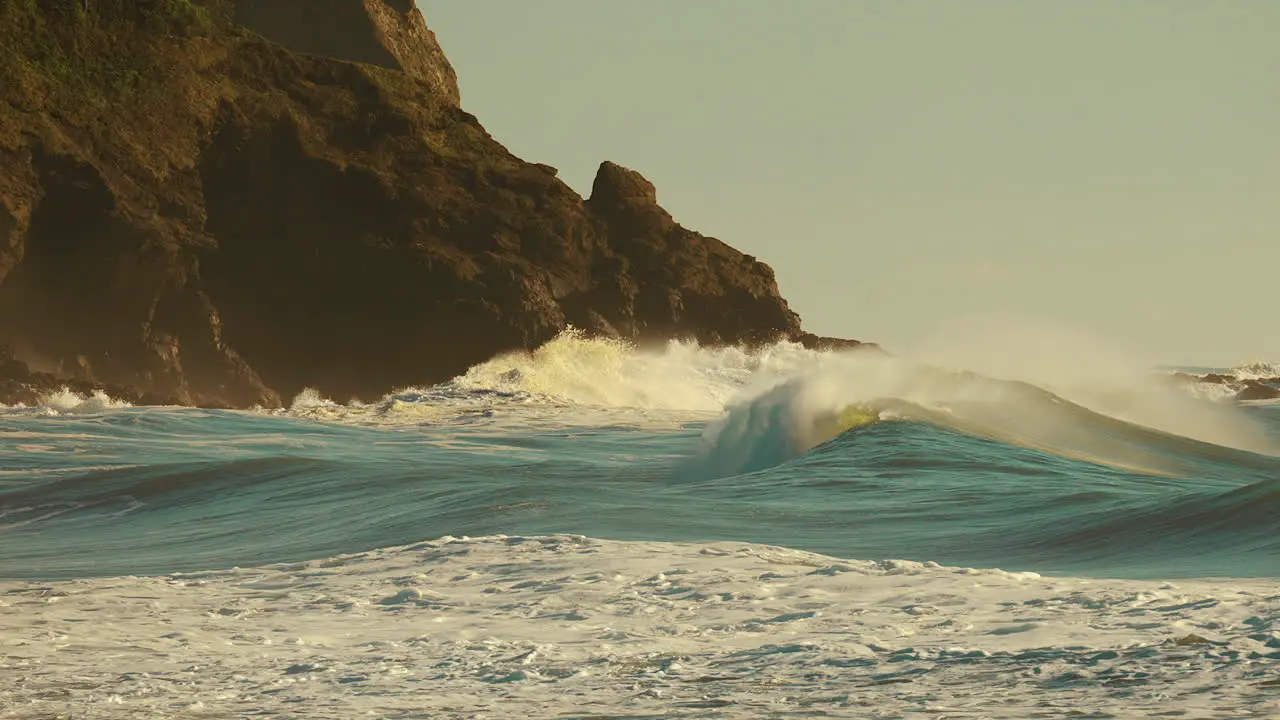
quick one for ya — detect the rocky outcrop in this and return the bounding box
[0,1,866,408]
[571,161,804,347]
[233,0,460,105]
[1236,381,1280,401]
[0,345,183,407]
[792,332,880,353]
[1175,371,1280,402]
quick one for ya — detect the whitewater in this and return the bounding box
[2,330,1278,718]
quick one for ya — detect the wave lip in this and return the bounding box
[684,347,1277,480]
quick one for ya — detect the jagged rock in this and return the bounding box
[1237,381,1280,401]
[0,2,864,408]
[0,343,185,408]
[577,161,803,348]
[0,343,27,379]
[1171,633,1214,646]
[233,0,461,105]
[1199,373,1235,384]
[791,332,880,353]
[590,161,660,208]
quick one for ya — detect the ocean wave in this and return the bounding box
[7,330,1263,582]
[4,389,1277,580]
[686,351,1276,479]
[269,330,1276,478]
[1010,473,1280,571]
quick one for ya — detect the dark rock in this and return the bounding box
[1237,381,1280,401]
[1200,373,1235,385]
[0,2,870,408]
[137,391,185,407]
[590,161,660,208]
[1172,633,1214,646]
[0,344,27,379]
[576,161,803,349]
[0,365,159,408]
[791,332,882,354]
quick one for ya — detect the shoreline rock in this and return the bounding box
[1173,370,1280,402]
[1236,380,1280,401]
[0,345,185,408]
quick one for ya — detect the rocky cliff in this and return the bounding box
[233,0,460,105]
[0,0,866,408]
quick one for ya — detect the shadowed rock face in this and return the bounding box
[0,1,866,408]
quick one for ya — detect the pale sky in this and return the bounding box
[422,1,1278,366]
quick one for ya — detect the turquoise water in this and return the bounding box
[2,342,1278,582]
[2,397,1276,581]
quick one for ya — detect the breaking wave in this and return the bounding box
[3,328,1279,581]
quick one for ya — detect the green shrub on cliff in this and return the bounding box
[1,0,212,36]
[0,0,222,109]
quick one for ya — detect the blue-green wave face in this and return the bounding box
[2,331,1278,581]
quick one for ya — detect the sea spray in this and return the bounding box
[275,328,1274,467]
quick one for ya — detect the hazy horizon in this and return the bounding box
[423,1,1278,367]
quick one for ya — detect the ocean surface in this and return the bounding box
[2,332,1278,718]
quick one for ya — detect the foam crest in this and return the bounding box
[20,387,133,414]
[289,387,342,411]
[448,328,829,412]
[1229,360,1280,382]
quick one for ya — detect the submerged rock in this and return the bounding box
[0,1,864,408]
[1171,633,1214,646]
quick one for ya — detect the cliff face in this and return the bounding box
[232,0,460,106]
[0,0,862,408]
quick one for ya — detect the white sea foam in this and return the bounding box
[449,328,827,412]
[1,535,1274,718]
[0,387,133,415]
[41,387,133,413]
[278,329,846,429]
[1230,360,1280,382]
